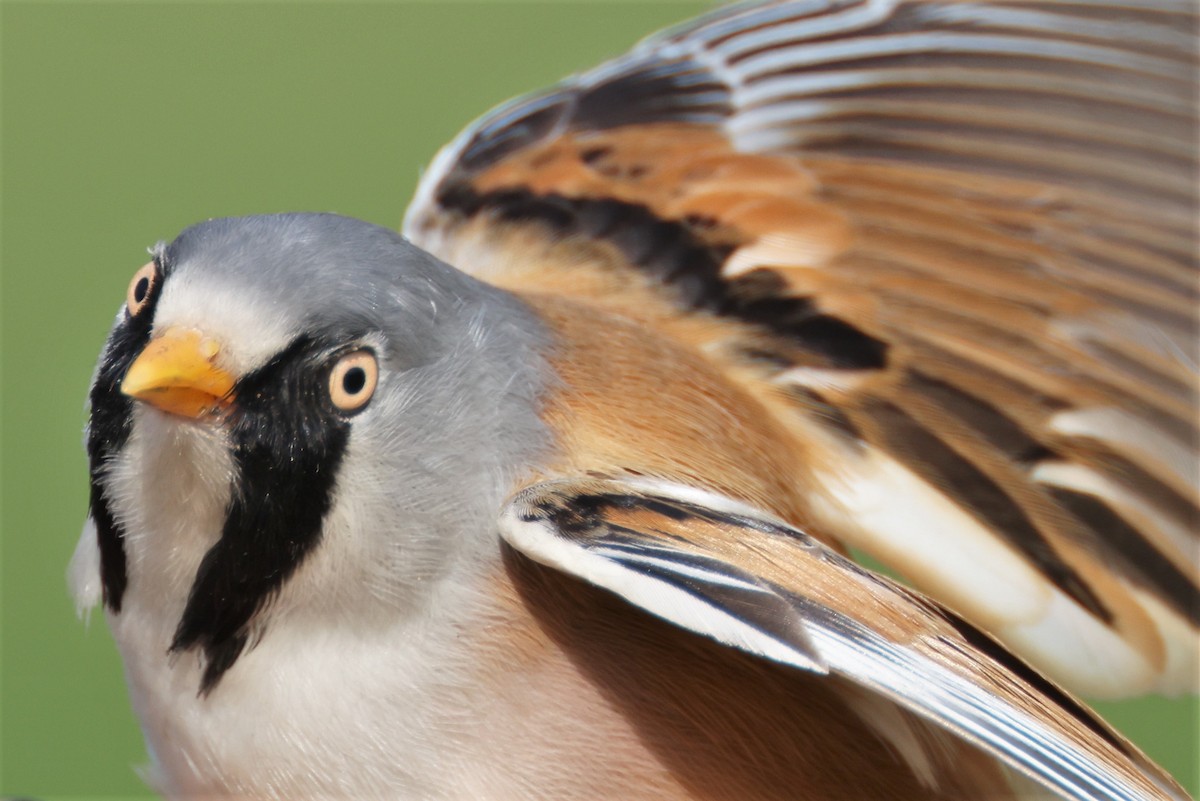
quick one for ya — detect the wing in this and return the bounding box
[404,0,1199,699]
[500,475,1187,801]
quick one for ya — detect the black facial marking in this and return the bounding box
[438,185,889,371]
[87,257,166,612]
[170,337,354,694]
[89,476,128,612]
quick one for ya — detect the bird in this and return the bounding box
[69,0,1196,799]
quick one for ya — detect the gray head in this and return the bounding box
[86,213,551,691]
[150,213,507,376]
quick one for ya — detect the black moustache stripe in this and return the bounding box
[88,260,165,613]
[88,374,132,614]
[170,337,350,694]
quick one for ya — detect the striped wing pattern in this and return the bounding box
[500,476,1188,801]
[404,0,1198,698]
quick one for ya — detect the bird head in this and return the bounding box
[82,213,550,691]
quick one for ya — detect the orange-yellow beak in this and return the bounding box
[121,327,236,419]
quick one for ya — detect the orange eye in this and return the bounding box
[329,350,378,413]
[126,262,158,317]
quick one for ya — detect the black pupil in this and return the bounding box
[342,366,366,395]
[134,276,150,304]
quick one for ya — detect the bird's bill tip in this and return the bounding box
[120,327,235,419]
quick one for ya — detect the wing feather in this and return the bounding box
[500,476,1188,801]
[405,0,1198,698]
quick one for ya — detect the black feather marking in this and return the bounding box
[783,385,863,441]
[574,57,730,131]
[455,54,729,176]
[1048,487,1200,626]
[171,337,353,693]
[907,370,1055,465]
[458,95,573,173]
[783,575,1133,760]
[737,344,796,370]
[575,198,630,239]
[778,314,888,370]
[86,257,166,612]
[592,539,820,661]
[864,400,1112,622]
[533,488,807,547]
[775,538,1137,760]
[579,145,613,165]
[1090,449,1200,531]
[438,187,890,370]
[932,602,1132,758]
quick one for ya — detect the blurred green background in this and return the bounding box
[0,2,1195,799]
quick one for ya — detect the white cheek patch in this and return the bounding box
[152,272,299,377]
[107,409,236,604]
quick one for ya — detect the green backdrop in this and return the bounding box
[1,2,1196,799]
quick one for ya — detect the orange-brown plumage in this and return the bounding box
[407,2,1198,696]
[527,295,817,528]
